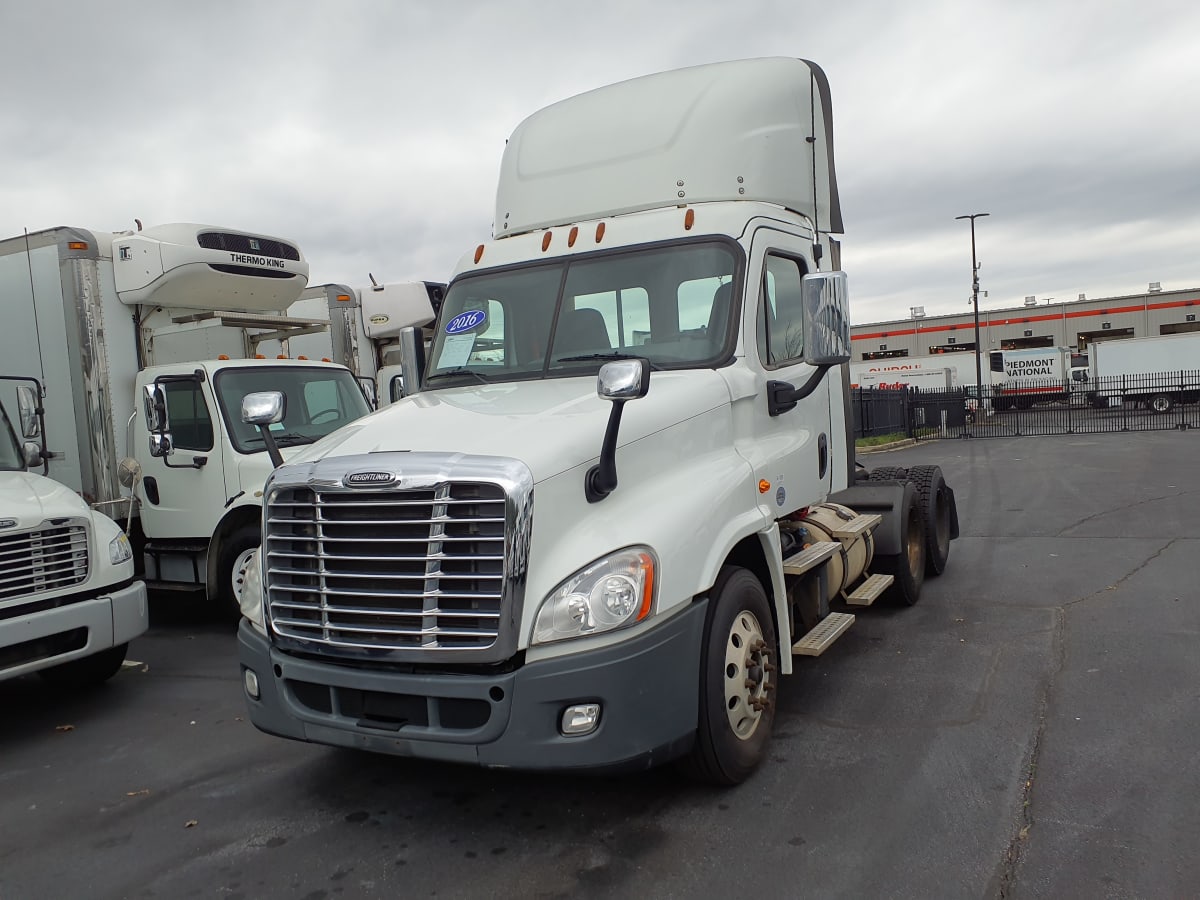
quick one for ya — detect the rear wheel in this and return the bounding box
[908,464,951,576]
[1149,394,1174,414]
[680,567,777,785]
[38,644,128,688]
[875,484,927,606]
[868,466,909,482]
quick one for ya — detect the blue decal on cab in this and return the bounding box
[446,309,487,335]
[775,486,786,507]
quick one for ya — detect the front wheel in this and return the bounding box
[679,567,778,785]
[214,523,260,617]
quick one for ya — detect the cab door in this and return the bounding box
[731,228,833,516]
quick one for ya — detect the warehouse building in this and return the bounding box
[851,283,1200,362]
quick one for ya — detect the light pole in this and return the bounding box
[955,212,990,407]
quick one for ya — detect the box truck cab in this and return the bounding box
[1,377,147,686]
[236,58,959,784]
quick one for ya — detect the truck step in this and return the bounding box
[844,572,893,606]
[782,541,840,576]
[792,612,855,656]
[143,579,205,594]
[829,513,881,540]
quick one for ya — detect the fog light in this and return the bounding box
[561,703,601,736]
[244,668,260,700]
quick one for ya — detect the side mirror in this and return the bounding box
[16,385,40,439]
[801,272,851,366]
[143,384,168,433]
[398,326,426,397]
[241,391,286,426]
[586,359,650,503]
[390,374,405,403]
[148,432,172,458]
[23,441,42,469]
[597,358,650,401]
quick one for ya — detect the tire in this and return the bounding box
[875,484,927,606]
[867,466,909,482]
[993,397,1013,412]
[38,644,128,688]
[1149,394,1174,414]
[908,464,951,576]
[679,567,778,785]
[214,523,260,617]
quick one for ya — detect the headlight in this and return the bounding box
[108,532,133,565]
[239,548,266,633]
[532,547,656,645]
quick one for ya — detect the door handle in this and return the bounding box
[818,433,828,479]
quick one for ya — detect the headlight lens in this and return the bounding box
[108,532,133,565]
[532,547,656,645]
[239,548,265,632]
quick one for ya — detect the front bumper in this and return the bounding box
[0,580,148,680]
[238,600,707,772]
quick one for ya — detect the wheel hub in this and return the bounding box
[723,611,773,740]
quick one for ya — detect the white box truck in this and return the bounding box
[235,58,961,784]
[283,281,444,406]
[1,376,147,686]
[0,224,372,611]
[1084,333,1200,413]
[989,347,1087,410]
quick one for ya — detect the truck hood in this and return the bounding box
[286,371,732,483]
[0,470,90,529]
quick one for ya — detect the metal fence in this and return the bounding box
[854,369,1200,441]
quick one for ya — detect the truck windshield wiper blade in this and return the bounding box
[273,433,315,446]
[557,353,662,370]
[428,368,493,385]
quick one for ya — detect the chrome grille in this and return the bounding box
[0,523,90,602]
[265,482,509,654]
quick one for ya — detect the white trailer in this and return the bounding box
[1085,333,1200,413]
[0,224,371,610]
[853,367,956,390]
[851,353,987,388]
[1,377,147,686]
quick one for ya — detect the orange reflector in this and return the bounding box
[68,241,89,251]
[277,354,287,359]
[684,208,695,230]
[636,553,655,622]
[568,226,579,248]
[474,244,485,264]
[218,354,230,360]
[297,355,308,360]
[321,357,331,362]
[758,479,771,494]
[541,231,552,251]
[255,354,266,359]
[595,222,606,243]
[335,294,352,303]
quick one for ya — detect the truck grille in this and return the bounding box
[0,523,90,602]
[196,231,301,261]
[265,483,509,655]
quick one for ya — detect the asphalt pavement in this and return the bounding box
[1,431,1197,899]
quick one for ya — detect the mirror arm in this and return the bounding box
[255,424,285,469]
[584,400,627,503]
[767,364,833,417]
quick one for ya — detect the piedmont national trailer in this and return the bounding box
[0,224,370,611]
[1,378,147,686]
[236,58,961,783]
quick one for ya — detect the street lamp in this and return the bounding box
[955,212,990,409]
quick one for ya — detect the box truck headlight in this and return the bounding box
[532,547,655,645]
[108,532,134,565]
[239,548,266,633]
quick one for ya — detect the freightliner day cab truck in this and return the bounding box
[0,224,371,611]
[1,378,147,686]
[236,58,961,783]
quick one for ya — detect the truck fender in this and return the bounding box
[827,481,912,557]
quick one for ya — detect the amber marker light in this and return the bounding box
[595,222,606,242]
[758,479,771,494]
[297,355,308,360]
[217,354,230,360]
[335,294,352,303]
[322,357,331,362]
[474,244,485,264]
[68,241,89,251]
[636,552,655,622]
[684,208,695,230]
[541,231,553,251]
[277,355,287,359]
[254,354,266,359]
[568,226,579,247]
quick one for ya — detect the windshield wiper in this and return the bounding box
[427,368,493,385]
[273,433,316,447]
[557,353,662,370]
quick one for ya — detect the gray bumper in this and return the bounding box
[238,601,706,772]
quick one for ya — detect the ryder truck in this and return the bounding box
[236,58,960,783]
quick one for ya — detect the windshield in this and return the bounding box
[213,367,371,454]
[426,240,741,386]
[0,404,22,471]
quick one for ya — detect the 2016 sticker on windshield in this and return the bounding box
[446,309,487,335]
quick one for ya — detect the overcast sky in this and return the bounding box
[3,0,1198,325]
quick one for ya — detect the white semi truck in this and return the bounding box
[1084,332,1200,413]
[284,280,445,406]
[1,377,147,686]
[235,58,961,784]
[0,224,371,611]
